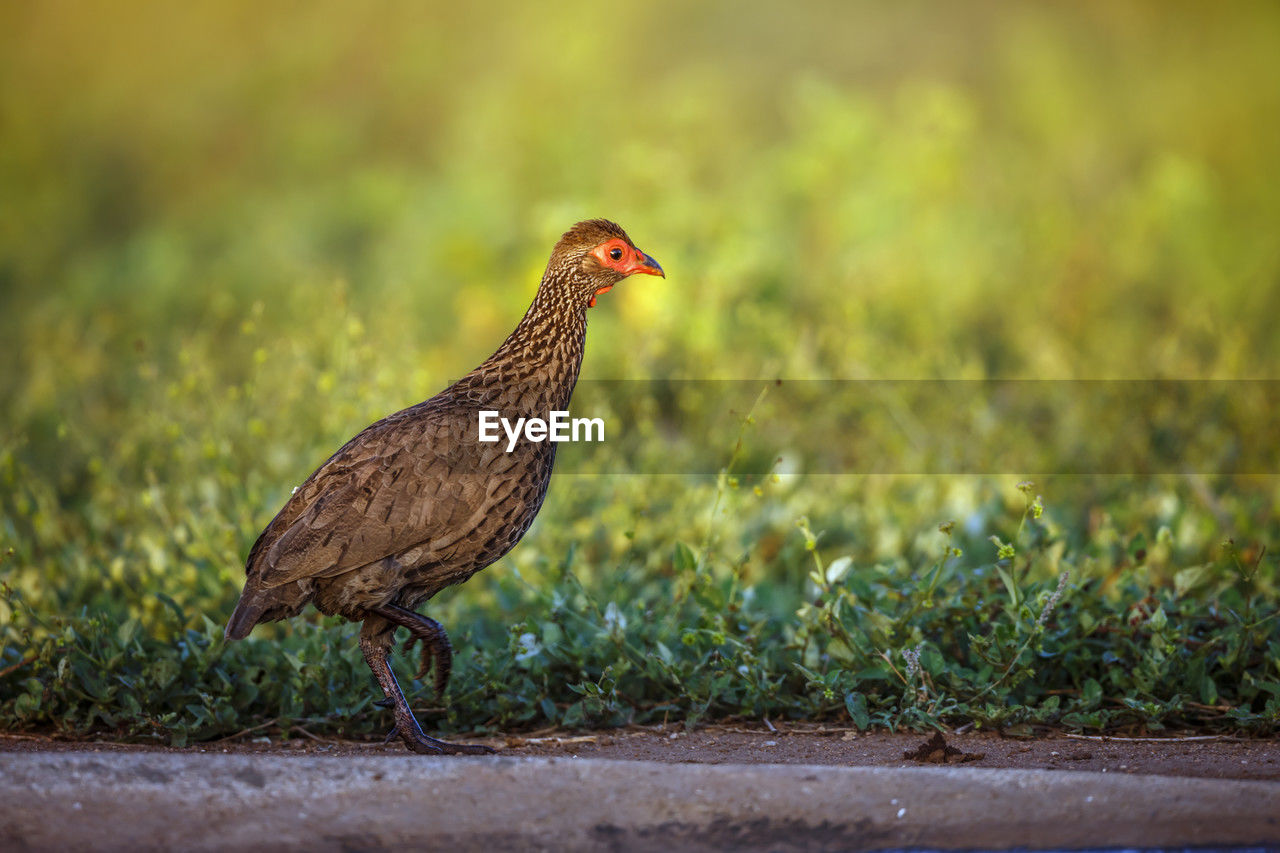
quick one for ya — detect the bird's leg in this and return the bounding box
[369,603,452,699]
[366,603,451,736]
[358,617,493,756]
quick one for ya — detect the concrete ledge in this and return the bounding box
[2,751,1278,851]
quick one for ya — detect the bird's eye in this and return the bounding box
[609,247,623,261]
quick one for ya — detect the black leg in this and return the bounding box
[370,603,453,698]
[359,616,493,756]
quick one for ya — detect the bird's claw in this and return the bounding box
[442,742,496,755]
[380,717,493,754]
[368,604,454,699]
[406,735,494,755]
[402,736,444,755]
[399,622,453,699]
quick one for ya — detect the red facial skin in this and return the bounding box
[588,238,664,307]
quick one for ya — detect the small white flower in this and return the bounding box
[604,601,627,632]
[514,632,542,661]
[903,644,922,682]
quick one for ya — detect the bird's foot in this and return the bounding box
[398,728,495,756]
[380,713,492,754]
[362,610,487,756]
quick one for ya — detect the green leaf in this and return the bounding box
[1199,675,1219,706]
[155,593,186,624]
[116,617,140,647]
[994,564,1019,607]
[826,637,858,664]
[13,692,41,720]
[673,542,698,573]
[844,691,870,729]
[655,641,673,666]
[1174,565,1212,597]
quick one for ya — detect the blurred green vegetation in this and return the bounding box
[2,2,1278,741]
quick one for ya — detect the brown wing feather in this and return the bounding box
[246,400,506,590]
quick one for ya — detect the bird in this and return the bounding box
[224,219,663,754]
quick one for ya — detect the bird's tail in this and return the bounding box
[224,590,266,641]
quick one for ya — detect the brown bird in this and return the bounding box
[224,219,663,754]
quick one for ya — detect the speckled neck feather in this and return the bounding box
[459,219,632,414]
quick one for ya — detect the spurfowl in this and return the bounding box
[224,219,663,754]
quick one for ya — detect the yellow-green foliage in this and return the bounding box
[1,2,1278,740]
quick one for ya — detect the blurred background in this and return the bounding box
[2,1,1278,737]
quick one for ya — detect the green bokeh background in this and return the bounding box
[2,2,1278,737]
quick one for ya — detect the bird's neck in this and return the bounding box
[467,278,588,413]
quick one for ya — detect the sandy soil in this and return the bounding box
[3,724,1277,781]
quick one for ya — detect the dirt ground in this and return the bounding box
[3,724,1277,781]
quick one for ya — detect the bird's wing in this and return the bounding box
[246,402,507,590]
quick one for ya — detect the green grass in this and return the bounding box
[2,1,1279,743]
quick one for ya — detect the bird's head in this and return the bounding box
[545,219,664,309]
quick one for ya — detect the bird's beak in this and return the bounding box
[627,250,665,278]
[590,247,665,307]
